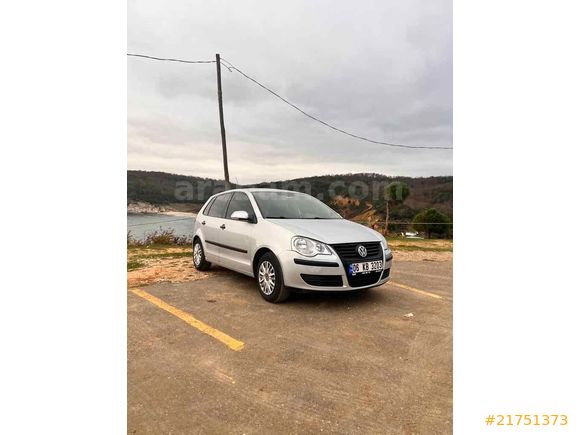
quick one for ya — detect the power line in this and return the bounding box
[126,52,452,150]
[220,58,452,150]
[127,53,215,64]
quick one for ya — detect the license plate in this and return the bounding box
[349,260,383,275]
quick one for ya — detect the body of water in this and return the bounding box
[127,213,196,241]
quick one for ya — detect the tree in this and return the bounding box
[412,208,451,239]
[385,182,410,235]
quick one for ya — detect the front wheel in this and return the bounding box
[193,239,211,271]
[256,252,290,303]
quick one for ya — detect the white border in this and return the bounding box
[1,1,126,433]
[455,0,580,433]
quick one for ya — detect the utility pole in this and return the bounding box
[385,200,389,236]
[215,53,230,190]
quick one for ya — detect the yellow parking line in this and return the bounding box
[388,281,443,300]
[130,288,245,351]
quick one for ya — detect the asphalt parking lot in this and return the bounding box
[128,260,452,435]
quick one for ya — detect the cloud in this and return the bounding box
[128,0,452,184]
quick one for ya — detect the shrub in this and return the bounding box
[127,229,192,247]
[412,208,452,238]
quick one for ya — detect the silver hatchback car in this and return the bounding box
[193,189,393,303]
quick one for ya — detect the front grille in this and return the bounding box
[331,242,383,288]
[300,274,343,287]
[331,242,382,261]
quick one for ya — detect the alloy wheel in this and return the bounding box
[258,261,276,295]
[193,243,202,266]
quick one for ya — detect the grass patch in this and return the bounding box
[132,251,193,261]
[127,243,179,251]
[387,236,451,243]
[127,260,145,271]
[391,244,453,252]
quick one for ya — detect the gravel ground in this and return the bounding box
[128,253,452,434]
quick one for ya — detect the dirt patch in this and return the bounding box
[389,239,452,262]
[389,238,452,249]
[127,257,213,288]
[128,246,191,261]
[390,249,452,262]
[127,246,213,288]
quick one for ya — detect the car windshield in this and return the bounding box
[252,191,342,219]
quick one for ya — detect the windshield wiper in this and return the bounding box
[267,216,288,219]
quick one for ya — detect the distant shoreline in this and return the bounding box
[127,211,195,218]
[127,201,198,217]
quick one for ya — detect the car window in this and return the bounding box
[252,191,341,219]
[201,197,216,216]
[207,193,232,218]
[226,192,255,220]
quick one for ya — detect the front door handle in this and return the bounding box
[220,224,226,230]
[201,220,206,225]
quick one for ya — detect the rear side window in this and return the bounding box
[207,193,232,218]
[226,192,255,220]
[201,197,216,215]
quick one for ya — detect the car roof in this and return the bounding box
[215,188,303,195]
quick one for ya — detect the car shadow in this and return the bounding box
[287,287,387,306]
[206,266,390,308]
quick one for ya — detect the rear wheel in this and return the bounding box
[193,239,211,271]
[256,252,290,303]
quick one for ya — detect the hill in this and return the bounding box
[127,170,452,225]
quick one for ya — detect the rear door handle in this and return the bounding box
[201,221,206,225]
[220,224,226,230]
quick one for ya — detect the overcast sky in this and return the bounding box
[128,0,452,184]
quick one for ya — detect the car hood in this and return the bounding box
[268,219,382,245]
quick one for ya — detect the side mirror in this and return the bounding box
[230,210,251,221]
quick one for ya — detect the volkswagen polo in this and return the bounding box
[193,189,393,303]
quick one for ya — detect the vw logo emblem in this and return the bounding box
[357,245,367,258]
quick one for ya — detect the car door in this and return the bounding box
[219,192,256,275]
[201,192,232,263]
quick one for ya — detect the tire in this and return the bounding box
[256,252,290,303]
[193,239,211,271]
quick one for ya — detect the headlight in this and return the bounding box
[381,236,389,250]
[291,236,332,257]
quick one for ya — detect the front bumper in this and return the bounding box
[278,249,393,291]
